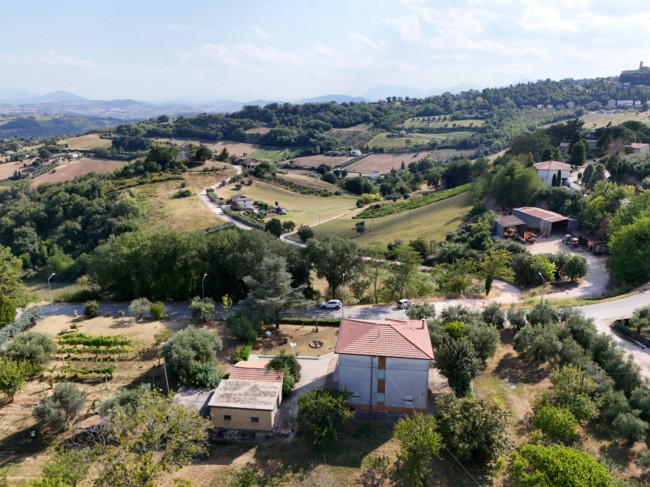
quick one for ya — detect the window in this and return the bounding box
[404,396,414,405]
[223,415,231,421]
[251,417,259,423]
[377,393,385,403]
[377,369,386,380]
[351,391,361,399]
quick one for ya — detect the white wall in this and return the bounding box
[536,169,570,186]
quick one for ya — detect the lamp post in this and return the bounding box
[289,342,297,355]
[341,273,346,319]
[47,272,56,312]
[538,272,545,303]
[201,273,208,300]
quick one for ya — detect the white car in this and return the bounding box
[397,299,414,309]
[319,299,342,309]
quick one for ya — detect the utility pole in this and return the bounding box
[202,273,208,299]
[47,272,56,313]
[341,273,346,320]
[538,272,545,303]
[163,362,169,394]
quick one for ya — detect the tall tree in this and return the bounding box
[306,235,365,299]
[366,242,385,304]
[569,140,587,166]
[0,245,27,306]
[477,248,515,296]
[385,244,423,299]
[434,338,482,397]
[393,413,443,487]
[242,256,312,329]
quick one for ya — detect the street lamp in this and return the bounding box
[201,273,208,300]
[538,272,545,303]
[47,272,56,312]
[289,342,297,355]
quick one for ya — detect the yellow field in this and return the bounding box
[216,180,356,226]
[367,131,472,150]
[62,133,112,150]
[278,171,340,191]
[579,109,650,129]
[311,191,471,244]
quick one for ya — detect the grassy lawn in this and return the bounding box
[402,117,484,129]
[62,133,112,150]
[277,171,340,192]
[24,280,86,304]
[579,109,650,129]
[249,148,300,163]
[311,191,471,244]
[255,324,338,357]
[367,131,472,150]
[144,167,236,232]
[216,180,356,226]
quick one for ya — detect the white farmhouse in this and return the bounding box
[334,318,433,413]
[533,160,571,186]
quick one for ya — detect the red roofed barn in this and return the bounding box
[334,318,433,413]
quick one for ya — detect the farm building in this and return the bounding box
[208,362,284,432]
[625,143,649,154]
[492,214,526,239]
[533,160,571,186]
[512,207,579,237]
[174,387,213,417]
[559,142,571,156]
[334,318,433,413]
[275,206,287,215]
[238,157,260,169]
[230,193,254,210]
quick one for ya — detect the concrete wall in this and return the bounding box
[210,404,277,431]
[337,354,429,411]
[512,209,543,230]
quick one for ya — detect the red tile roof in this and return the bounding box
[335,319,434,360]
[231,193,253,201]
[627,143,649,149]
[228,361,284,383]
[533,160,572,171]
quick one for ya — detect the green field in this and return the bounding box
[367,131,472,150]
[402,117,484,129]
[311,191,471,244]
[250,148,300,163]
[217,180,356,226]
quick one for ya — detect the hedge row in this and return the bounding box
[57,333,133,347]
[280,317,341,326]
[337,153,371,169]
[0,306,42,349]
[354,183,470,219]
[221,206,265,229]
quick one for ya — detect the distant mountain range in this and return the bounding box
[0,84,482,121]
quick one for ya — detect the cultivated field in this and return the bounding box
[287,154,353,168]
[330,122,373,132]
[216,180,356,226]
[402,117,484,129]
[367,131,472,150]
[154,138,261,158]
[249,147,300,163]
[144,167,236,232]
[346,149,473,174]
[244,127,271,135]
[0,159,31,180]
[31,158,127,186]
[311,191,471,244]
[579,109,650,129]
[62,133,112,150]
[278,171,340,191]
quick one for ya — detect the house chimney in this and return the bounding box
[641,61,644,70]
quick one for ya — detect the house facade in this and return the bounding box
[625,143,650,154]
[230,193,254,210]
[334,319,433,413]
[533,160,571,186]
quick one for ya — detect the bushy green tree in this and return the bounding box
[612,412,648,444]
[384,244,423,299]
[307,235,365,299]
[297,225,314,242]
[405,302,436,320]
[83,300,100,318]
[0,295,16,326]
[393,413,442,487]
[161,326,222,387]
[510,444,613,487]
[95,388,209,487]
[150,301,166,320]
[189,296,215,322]
[297,387,354,448]
[533,405,578,441]
[129,297,152,318]
[549,365,600,423]
[477,249,514,296]
[266,351,301,395]
[434,338,482,397]
[483,303,506,329]
[436,393,511,463]
[40,447,93,487]
[226,307,262,342]
[491,161,545,207]
[34,383,86,432]
[0,359,30,401]
[563,255,588,282]
[264,218,283,237]
[5,331,57,365]
[629,305,650,334]
[96,383,152,417]
[0,245,28,306]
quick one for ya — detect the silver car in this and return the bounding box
[397,299,414,309]
[320,299,342,309]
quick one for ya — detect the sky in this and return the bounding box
[1,0,650,102]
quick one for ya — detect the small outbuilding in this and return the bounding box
[230,193,254,210]
[238,157,260,169]
[275,206,287,215]
[492,214,526,239]
[512,207,579,237]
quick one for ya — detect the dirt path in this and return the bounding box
[197,165,252,229]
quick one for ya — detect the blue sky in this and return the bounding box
[1,0,649,101]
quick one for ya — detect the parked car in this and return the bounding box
[397,299,414,309]
[319,299,342,309]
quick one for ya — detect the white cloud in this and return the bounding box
[1,49,104,71]
[385,14,423,42]
[252,25,271,41]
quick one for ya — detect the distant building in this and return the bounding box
[512,207,579,237]
[230,193,254,210]
[559,142,571,156]
[238,157,260,169]
[566,101,575,109]
[335,318,433,413]
[625,143,650,154]
[275,206,287,215]
[585,138,599,152]
[533,160,572,186]
[616,100,634,108]
[350,149,362,157]
[492,214,525,239]
[607,99,616,108]
[368,170,380,180]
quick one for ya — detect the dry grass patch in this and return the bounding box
[31,158,127,187]
[255,324,338,357]
[63,134,112,150]
[288,154,353,168]
[346,150,472,174]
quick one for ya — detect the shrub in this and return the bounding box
[34,383,86,432]
[150,301,166,320]
[233,343,252,363]
[226,308,261,342]
[96,383,152,417]
[297,225,314,242]
[190,296,215,322]
[533,405,578,440]
[393,413,443,487]
[507,307,527,329]
[297,387,354,448]
[405,303,436,320]
[5,331,57,365]
[612,412,649,443]
[186,362,225,388]
[564,255,588,281]
[483,303,505,329]
[436,393,511,463]
[0,295,16,326]
[174,189,192,198]
[0,306,43,349]
[83,300,100,318]
[129,297,152,318]
[629,386,650,422]
[444,320,465,339]
[58,289,103,303]
[267,351,301,395]
[434,339,482,397]
[0,359,31,401]
[526,300,559,326]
